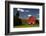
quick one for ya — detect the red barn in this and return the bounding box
[27,16,36,24]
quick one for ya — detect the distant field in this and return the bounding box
[15,24,39,28]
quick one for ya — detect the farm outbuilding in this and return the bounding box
[27,16,36,24]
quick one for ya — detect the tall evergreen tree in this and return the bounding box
[14,11,22,26]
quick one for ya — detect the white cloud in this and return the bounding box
[17,8,24,12]
[28,14,32,17]
[21,9,24,12]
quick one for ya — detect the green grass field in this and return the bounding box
[15,24,39,28]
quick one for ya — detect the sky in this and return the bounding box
[13,8,39,19]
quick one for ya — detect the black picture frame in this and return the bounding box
[5,1,45,35]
